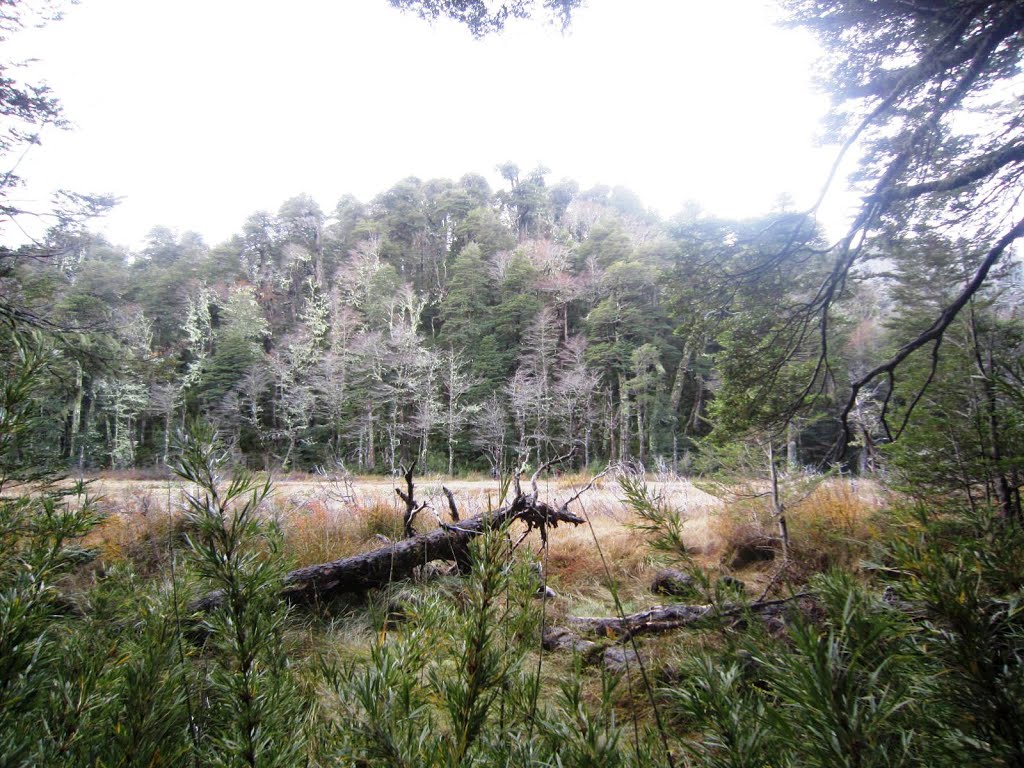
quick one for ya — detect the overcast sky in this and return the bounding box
[6,0,849,248]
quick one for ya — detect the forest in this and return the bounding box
[2,0,1024,766]
[11,168,853,476]
[15,144,1022,485]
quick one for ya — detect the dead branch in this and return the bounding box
[396,460,419,538]
[567,604,714,638]
[188,462,587,613]
[441,485,459,522]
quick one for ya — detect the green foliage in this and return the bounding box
[35,568,194,767]
[662,507,1024,768]
[882,292,1024,518]
[533,666,630,768]
[666,572,916,768]
[667,655,778,768]
[0,488,105,766]
[766,573,916,768]
[620,474,691,564]
[175,423,312,767]
[0,323,191,767]
[328,526,527,765]
[884,506,1024,764]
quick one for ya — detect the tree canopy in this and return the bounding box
[387,0,582,35]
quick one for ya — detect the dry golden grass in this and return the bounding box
[534,480,723,611]
[280,499,366,567]
[82,486,184,573]
[710,476,889,581]
[80,473,720,615]
[81,472,884,612]
[786,477,889,572]
[544,514,652,596]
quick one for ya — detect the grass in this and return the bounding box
[79,471,788,611]
[709,476,888,581]
[75,472,883,618]
[77,469,887,706]
[22,462,1020,768]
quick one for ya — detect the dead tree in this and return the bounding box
[395,459,427,538]
[189,455,586,612]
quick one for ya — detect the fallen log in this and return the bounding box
[566,593,810,641]
[567,604,715,638]
[541,626,600,657]
[189,456,590,612]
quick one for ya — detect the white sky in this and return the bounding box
[6,0,850,248]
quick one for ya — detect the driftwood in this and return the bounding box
[189,455,588,613]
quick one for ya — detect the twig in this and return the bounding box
[528,448,576,499]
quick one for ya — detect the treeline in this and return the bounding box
[11,164,1023,485]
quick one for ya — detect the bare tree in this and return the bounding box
[554,335,599,466]
[439,348,480,475]
[471,394,509,476]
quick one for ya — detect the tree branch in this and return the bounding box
[841,215,1024,442]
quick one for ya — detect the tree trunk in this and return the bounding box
[79,392,92,472]
[786,422,798,472]
[768,442,790,560]
[969,304,1020,520]
[366,407,376,471]
[636,401,646,465]
[163,408,173,467]
[618,374,630,460]
[562,593,807,640]
[69,361,83,462]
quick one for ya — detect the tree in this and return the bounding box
[92,308,152,468]
[405,0,1024,465]
[372,177,442,295]
[277,193,325,287]
[323,193,366,275]
[132,228,207,350]
[439,348,480,474]
[388,0,582,36]
[439,242,492,352]
[772,1,1024,452]
[193,285,270,418]
[879,235,1024,518]
[553,334,599,466]
[471,393,508,474]
[627,342,665,465]
[451,205,515,260]
[496,163,551,241]
[489,252,542,383]
[0,1,116,327]
[268,282,329,469]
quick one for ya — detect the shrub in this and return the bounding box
[176,423,314,767]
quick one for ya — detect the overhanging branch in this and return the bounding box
[841,215,1024,442]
